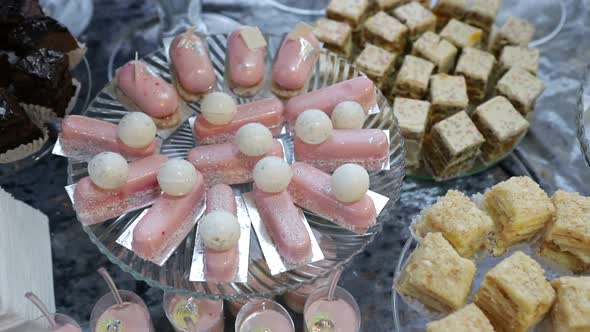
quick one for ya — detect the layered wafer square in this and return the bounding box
[499,46,540,75]
[393,97,430,168]
[393,55,435,99]
[440,19,483,49]
[412,31,458,73]
[326,0,372,30]
[428,74,468,127]
[432,0,467,29]
[314,18,354,59]
[354,43,397,90]
[454,47,496,102]
[393,2,437,41]
[490,16,535,55]
[496,67,545,115]
[464,0,501,33]
[363,11,408,53]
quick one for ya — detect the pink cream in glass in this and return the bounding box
[164,293,224,332]
[304,286,361,332]
[235,299,294,332]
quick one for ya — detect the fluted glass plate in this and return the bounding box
[66,33,405,300]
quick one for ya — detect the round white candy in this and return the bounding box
[331,163,370,203]
[235,123,273,157]
[200,92,237,125]
[157,159,198,196]
[253,156,292,193]
[331,101,366,129]
[88,152,129,190]
[117,112,157,148]
[295,109,333,144]
[200,211,241,251]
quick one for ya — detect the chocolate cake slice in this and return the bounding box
[0,0,43,46]
[0,88,43,153]
[12,48,75,117]
[8,16,78,55]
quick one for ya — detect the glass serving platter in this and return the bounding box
[66,33,406,300]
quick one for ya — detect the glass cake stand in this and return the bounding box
[576,64,590,168]
[66,33,406,300]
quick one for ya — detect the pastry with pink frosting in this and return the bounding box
[227,26,267,97]
[169,29,217,101]
[114,60,181,128]
[194,97,285,144]
[271,22,320,99]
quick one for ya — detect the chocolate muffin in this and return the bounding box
[0,0,43,46]
[0,88,43,154]
[8,16,78,55]
[12,48,75,117]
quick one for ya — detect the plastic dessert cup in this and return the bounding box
[235,299,295,332]
[163,292,224,332]
[31,314,81,332]
[303,286,361,332]
[90,290,153,332]
[283,275,331,314]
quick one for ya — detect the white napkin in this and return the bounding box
[0,187,55,331]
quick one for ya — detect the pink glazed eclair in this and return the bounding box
[115,61,181,128]
[227,26,267,97]
[169,29,216,102]
[194,97,285,144]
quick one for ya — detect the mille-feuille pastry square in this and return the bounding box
[354,43,397,90]
[314,18,354,59]
[432,0,467,29]
[428,74,469,127]
[396,232,476,313]
[393,55,435,99]
[490,16,535,55]
[416,190,494,258]
[423,111,484,178]
[393,97,430,168]
[475,251,556,332]
[496,67,545,115]
[412,31,458,73]
[426,304,495,332]
[440,19,483,49]
[483,176,554,255]
[363,11,408,53]
[454,47,496,102]
[542,190,590,272]
[464,0,501,32]
[472,96,529,162]
[392,2,437,41]
[499,46,540,75]
[326,0,371,30]
[551,276,590,332]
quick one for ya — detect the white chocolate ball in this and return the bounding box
[331,163,370,203]
[235,123,273,157]
[295,109,333,144]
[157,159,198,196]
[253,156,292,193]
[200,92,237,125]
[200,211,241,251]
[117,112,157,148]
[88,152,129,190]
[331,101,366,129]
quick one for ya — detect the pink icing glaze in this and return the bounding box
[294,129,389,172]
[73,154,168,225]
[253,186,312,264]
[116,61,179,118]
[194,97,285,144]
[169,31,216,95]
[61,115,158,159]
[285,77,377,124]
[228,27,266,88]
[272,31,320,90]
[132,170,205,260]
[288,162,376,234]
[187,140,284,186]
[206,184,237,215]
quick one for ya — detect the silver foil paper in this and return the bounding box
[52,135,163,163]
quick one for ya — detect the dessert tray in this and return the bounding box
[66,33,405,299]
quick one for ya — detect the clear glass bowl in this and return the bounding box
[67,33,406,300]
[576,64,590,167]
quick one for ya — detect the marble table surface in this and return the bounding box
[2,0,590,330]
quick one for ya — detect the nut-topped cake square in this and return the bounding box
[314,18,353,58]
[393,2,436,41]
[428,74,469,127]
[551,277,590,332]
[393,55,435,99]
[363,11,408,53]
[432,0,467,28]
[475,251,555,332]
[426,304,495,332]
[499,46,540,75]
[490,16,535,55]
[396,232,476,313]
[393,97,430,168]
[416,190,494,258]
[354,44,397,90]
[464,0,501,32]
[482,176,554,255]
[326,0,371,29]
[454,47,496,102]
[440,19,483,49]
[412,32,458,73]
[496,67,545,115]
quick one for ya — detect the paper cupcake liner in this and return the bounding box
[68,43,87,70]
[19,78,81,122]
[0,125,49,164]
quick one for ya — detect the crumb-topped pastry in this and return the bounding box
[475,251,555,332]
[483,176,554,255]
[490,16,535,55]
[428,74,469,128]
[496,67,545,115]
[412,31,458,73]
[499,46,540,75]
[396,232,476,313]
[472,96,529,161]
[393,2,436,41]
[314,18,353,58]
[0,88,43,154]
[465,0,500,32]
[423,111,484,178]
[393,97,430,168]
[454,47,496,102]
[440,19,483,49]
[542,191,590,272]
[363,11,408,53]
[416,190,494,258]
[354,44,397,90]
[393,55,435,99]
[432,0,467,29]
[426,304,495,332]
[551,276,590,332]
[326,0,371,30]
